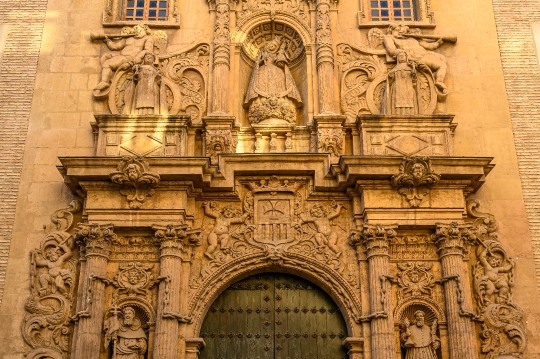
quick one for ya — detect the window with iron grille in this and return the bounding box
[123,0,168,21]
[370,0,416,21]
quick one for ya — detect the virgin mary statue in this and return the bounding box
[244,36,302,124]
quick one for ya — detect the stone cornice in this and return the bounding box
[58,154,493,194]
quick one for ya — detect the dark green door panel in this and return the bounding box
[199,273,348,359]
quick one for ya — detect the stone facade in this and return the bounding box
[1,0,540,359]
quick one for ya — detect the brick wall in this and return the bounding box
[491,0,540,289]
[0,2,48,304]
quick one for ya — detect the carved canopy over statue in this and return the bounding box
[244,35,303,124]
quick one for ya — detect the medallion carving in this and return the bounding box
[22,201,81,359]
[110,157,160,209]
[391,156,440,208]
[397,262,435,302]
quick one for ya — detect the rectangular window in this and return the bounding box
[123,0,168,21]
[370,0,416,21]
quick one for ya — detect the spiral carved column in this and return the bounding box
[433,222,478,359]
[362,224,398,359]
[71,224,116,359]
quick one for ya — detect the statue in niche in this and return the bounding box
[202,202,250,260]
[32,234,73,297]
[383,23,452,95]
[104,306,148,359]
[244,36,302,124]
[383,50,420,115]
[401,310,440,359]
[94,24,154,92]
[122,52,168,115]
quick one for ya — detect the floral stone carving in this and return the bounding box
[397,262,435,302]
[22,201,81,359]
[391,156,440,207]
[110,157,160,209]
[467,199,527,359]
[237,0,308,23]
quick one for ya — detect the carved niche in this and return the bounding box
[467,200,527,359]
[22,201,82,359]
[337,24,456,122]
[91,25,209,122]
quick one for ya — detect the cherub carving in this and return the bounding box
[474,240,514,307]
[32,234,74,297]
[391,157,440,208]
[110,157,160,209]
[202,202,250,260]
[397,262,435,301]
[299,202,346,257]
[401,310,440,359]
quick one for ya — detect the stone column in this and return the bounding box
[362,224,398,359]
[315,0,336,114]
[209,0,232,115]
[433,222,478,359]
[153,224,201,359]
[72,224,116,359]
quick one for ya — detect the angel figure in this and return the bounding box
[32,233,74,297]
[299,202,345,257]
[474,242,514,306]
[202,202,250,260]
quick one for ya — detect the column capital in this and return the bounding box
[74,223,116,258]
[153,223,202,261]
[432,222,475,259]
[360,223,398,258]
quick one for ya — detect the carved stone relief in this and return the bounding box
[91,25,209,122]
[337,24,456,121]
[237,0,309,24]
[22,201,81,359]
[391,156,440,208]
[400,310,440,359]
[467,200,527,359]
[109,157,160,209]
[205,129,237,163]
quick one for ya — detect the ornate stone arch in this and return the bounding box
[186,251,362,338]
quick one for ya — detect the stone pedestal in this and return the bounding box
[91,114,191,157]
[71,224,115,359]
[433,222,478,359]
[356,114,456,156]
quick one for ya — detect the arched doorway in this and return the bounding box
[199,273,349,359]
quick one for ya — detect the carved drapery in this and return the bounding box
[72,223,117,359]
[432,222,478,359]
[315,0,336,114]
[209,0,232,114]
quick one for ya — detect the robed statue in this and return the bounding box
[244,36,302,124]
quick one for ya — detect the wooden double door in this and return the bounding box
[199,273,349,359]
